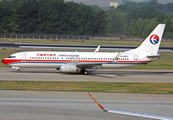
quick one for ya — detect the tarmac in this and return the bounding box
[0,91,172,120]
[0,67,173,83]
[0,42,173,52]
[1,67,173,120]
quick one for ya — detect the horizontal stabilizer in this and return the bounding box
[147,54,160,58]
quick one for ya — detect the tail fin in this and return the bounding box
[126,24,165,54]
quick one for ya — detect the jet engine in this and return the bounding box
[60,64,77,73]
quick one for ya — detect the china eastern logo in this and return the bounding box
[150,34,159,45]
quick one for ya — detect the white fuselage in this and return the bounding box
[3,51,155,69]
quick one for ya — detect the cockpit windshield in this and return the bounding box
[7,56,16,58]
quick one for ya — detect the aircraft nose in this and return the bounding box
[2,59,4,63]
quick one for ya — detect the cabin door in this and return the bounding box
[21,53,26,62]
[134,55,138,63]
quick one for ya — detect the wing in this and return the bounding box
[76,62,103,69]
[88,92,173,120]
[75,52,120,69]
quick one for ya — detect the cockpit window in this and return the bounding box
[8,56,16,58]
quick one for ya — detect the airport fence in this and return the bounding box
[0,33,173,42]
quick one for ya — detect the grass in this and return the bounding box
[128,53,173,69]
[0,81,173,94]
[1,38,173,47]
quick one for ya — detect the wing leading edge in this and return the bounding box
[88,92,173,120]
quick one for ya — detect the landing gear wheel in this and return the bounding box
[17,69,21,73]
[84,70,89,75]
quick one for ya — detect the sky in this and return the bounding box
[158,0,173,4]
[65,0,173,6]
[65,0,122,5]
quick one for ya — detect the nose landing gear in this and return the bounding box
[12,66,21,73]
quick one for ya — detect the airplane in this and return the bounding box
[2,24,165,75]
[88,92,173,120]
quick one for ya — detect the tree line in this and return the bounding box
[1,0,173,39]
[106,1,173,38]
[0,0,107,35]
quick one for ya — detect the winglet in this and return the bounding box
[94,46,100,52]
[88,92,105,110]
[112,52,122,63]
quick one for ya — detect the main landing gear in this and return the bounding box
[80,68,89,75]
[17,69,21,73]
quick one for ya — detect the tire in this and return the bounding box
[84,70,89,75]
[17,69,21,73]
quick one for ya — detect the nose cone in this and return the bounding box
[2,59,4,63]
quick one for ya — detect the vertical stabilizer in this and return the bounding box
[126,24,165,54]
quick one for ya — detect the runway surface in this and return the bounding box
[0,67,173,83]
[0,43,172,52]
[0,91,172,120]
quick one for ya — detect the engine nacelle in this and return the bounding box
[60,64,77,73]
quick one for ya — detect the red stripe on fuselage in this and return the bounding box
[3,59,151,65]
